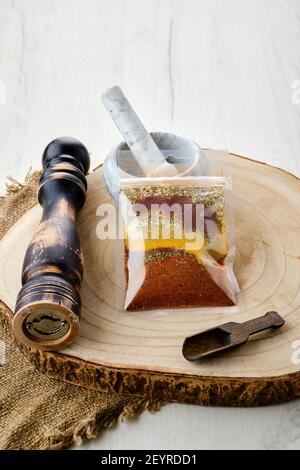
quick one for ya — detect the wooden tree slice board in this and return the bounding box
[1,152,300,406]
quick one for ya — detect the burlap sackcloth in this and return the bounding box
[0,171,163,450]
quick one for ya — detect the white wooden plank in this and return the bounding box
[0,0,299,450]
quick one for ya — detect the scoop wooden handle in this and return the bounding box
[13,137,90,351]
[240,311,285,337]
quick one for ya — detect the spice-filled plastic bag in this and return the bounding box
[119,173,239,311]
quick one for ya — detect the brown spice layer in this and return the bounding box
[125,249,234,310]
[122,185,226,230]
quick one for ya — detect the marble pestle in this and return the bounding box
[102,86,178,177]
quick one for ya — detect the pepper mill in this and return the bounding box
[12,137,90,351]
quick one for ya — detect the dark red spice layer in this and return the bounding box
[125,250,234,311]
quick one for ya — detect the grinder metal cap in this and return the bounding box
[13,275,81,350]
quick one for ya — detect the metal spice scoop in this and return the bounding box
[182,311,285,361]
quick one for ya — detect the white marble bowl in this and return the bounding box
[103,132,207,200]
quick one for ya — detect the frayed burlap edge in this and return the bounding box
[0,170,165,450]
[46,399,164,450]
[0,169,41,239]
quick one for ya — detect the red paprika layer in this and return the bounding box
[124,248,234,310]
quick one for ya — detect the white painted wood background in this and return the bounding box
[0,0,300,450]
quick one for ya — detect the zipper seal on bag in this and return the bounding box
[120,175,232,189]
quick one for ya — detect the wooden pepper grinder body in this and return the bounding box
[13,137,90,350]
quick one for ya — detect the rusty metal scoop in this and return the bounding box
[182,311,285,361]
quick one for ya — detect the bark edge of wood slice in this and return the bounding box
[1,151,300,407]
